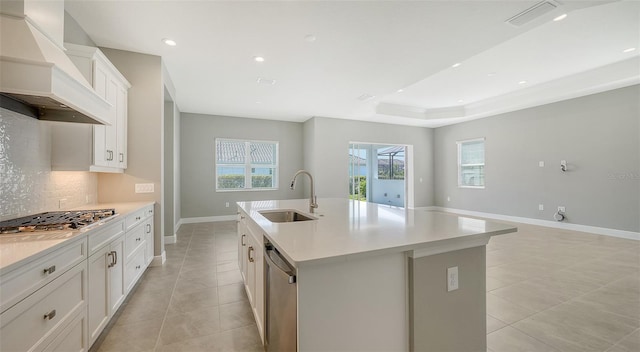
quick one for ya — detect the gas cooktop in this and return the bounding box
[0,209,117,234]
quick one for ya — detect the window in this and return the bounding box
[215,139,278,191]
[457,138,485,188]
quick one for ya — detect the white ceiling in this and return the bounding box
[65,0,640,127]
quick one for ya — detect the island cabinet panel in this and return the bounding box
[409,246,487,352]
[237,208,265,343]
[297,252,408,351]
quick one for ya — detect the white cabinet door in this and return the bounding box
[246,231,257,305]
[116,85,128,168]
[144,217,154,266]
[238,217,248,282]
[88,234,124,346]
[109,236,125,314]
[87,246,109,345]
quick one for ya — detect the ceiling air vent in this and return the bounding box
[357,93,375,101]
[256,78,276,85]
[506,0,559,27]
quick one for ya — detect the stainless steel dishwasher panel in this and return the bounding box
[264,242,297,352]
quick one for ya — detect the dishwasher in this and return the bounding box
[264,241,297,352]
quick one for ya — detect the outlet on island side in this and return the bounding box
[447,266,459,292]
[225,202,230,208]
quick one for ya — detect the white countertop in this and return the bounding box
[238,198,517,267]
[0,201,154,274]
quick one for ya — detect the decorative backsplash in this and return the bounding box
[0,108,98,221]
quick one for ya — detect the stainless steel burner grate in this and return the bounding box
[0,209,116,234]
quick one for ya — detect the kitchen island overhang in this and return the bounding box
[237,198,517,351]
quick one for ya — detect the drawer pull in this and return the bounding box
[43,265,56,275]
[136,237,141,242]
[44,309,57,320]
[136,216,141,221]
[241,234,246,246]
[108,251,118,267]
[146,224,151,233]
[136,265,141,269]
[248,246,255,262]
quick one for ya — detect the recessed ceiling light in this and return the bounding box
[487,72,497,77]
[457,100,464,103]
[451,63,461,68]
[304,34,317,42]
[254,56,265,62]
[162,38,177,46]
[623,47,636,53]
[397,89,404,93]
[518,80,528,85]
[553,13,568,22]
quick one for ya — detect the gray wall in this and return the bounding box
[63,11,95,46]
[434,85,640,232]
[173,102,181,233]
[180,113,304,218]
[97,49,164,255]
[304,117,434,208]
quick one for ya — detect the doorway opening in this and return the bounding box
[348,143,408,208]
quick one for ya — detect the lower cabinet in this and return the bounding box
[0,203,155,352]
[88,233,124,345]
[237,208,265,342]
[0,260,88,352]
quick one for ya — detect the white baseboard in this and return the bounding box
[151,251,166,267]
[165,234,177,244]
[427,206,639,241]
[179,215,237,224]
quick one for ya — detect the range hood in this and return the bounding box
[0,1,111,125]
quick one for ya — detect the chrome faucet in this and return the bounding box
[290,170,318,213]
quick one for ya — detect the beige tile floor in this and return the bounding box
[91,220,640,352]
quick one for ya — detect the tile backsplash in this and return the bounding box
[0,108,97,221]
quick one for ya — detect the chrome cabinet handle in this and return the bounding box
[44,309,57,320]
[146,224,151,233]
[136,216,141,221]
[119,152,124,162]
[43,265,56,275]
[248,246,254,262]
[136,265,141,269]
[107,251,117,267]
[136,237,141,242]
[241,234,246,246]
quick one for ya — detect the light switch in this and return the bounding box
[135,183,154,193]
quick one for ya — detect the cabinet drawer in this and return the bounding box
[43,308,87,352]
[125,205,152,232]
[124,221,146,263]
[0,262,87,352]
[87,220,125,255]
[124,246,146,293]
[0,238,87,313]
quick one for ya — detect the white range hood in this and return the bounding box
[0,0,111,124]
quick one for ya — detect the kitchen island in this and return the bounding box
[237,198,517,351]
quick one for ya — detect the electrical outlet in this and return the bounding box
[59,198,67,209]
[447,196,451,202]
[447,266,459,292]
[558,206,566,213]
[419,177,423,183]
[135,183,155,193]
[225,202,230,208]
[539,204,544,211]
[539,161,545,167]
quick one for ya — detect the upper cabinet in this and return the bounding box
[51,44,131,173]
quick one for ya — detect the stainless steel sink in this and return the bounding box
[259,210,316,223]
